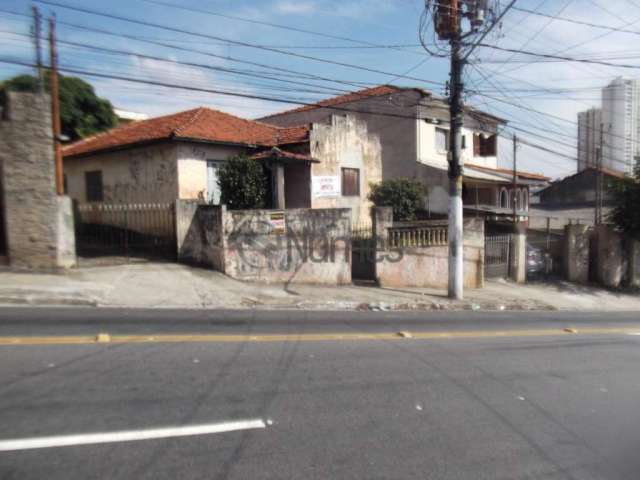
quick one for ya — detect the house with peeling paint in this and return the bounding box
[260,85,549,225]
[62,107,381,223]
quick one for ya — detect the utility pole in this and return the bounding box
[428,0,515,299]
[31,6,44,93]
[595,123,603,225]
[49,15,64,196]
[512,134,518,224]
[448,1,464,300]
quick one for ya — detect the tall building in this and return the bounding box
[577,107,602,172]
[601,77,640,175]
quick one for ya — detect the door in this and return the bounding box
[207,160,223,205]
[485,234,511,279]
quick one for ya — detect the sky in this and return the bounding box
[2,0,640,180]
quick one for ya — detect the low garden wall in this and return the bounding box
[373,207,484,289]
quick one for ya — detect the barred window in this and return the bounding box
[85,170,103,202]
[436,127,449,153]
[341,168,360,197]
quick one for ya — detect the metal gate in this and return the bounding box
[484,234,511,279]
[75,203,176,263]
[351,221,376,281]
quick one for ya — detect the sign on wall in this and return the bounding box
[312,176,340,198]
[269,211,286,235]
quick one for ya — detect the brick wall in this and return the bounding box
[0,92,75,269]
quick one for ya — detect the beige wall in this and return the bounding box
[310,115,382,224]
[64,142,179,204]
[176,142,247,201]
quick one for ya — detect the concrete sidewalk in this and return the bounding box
[0,263,638,311]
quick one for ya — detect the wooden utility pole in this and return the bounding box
[512,134,517,224]
[595,123,603,225]
[32,6,44,93]
[49,15,64,195]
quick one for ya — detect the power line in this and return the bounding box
[33,0,444,87]
[136,0,428,57]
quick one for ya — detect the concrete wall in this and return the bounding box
[373,207,484,289]
[0,92,76,269]
[594,225,626,288]
[65,142,179,204]
[629,240,640,288]
[310,115,382,224]
[175,200,225,271]
[224,208,351,285]
[564,224,591,284]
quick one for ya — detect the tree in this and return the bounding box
[218,155,269,210]
[609,165,640,239]
[0,73,118,141]
[368,178,424,221]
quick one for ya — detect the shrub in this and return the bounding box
[368,178,424,221]
[218,154,269,209]
[609,165,640,239]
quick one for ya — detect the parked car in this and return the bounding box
[526,243,545,278]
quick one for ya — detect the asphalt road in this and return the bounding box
[1,308,640,479]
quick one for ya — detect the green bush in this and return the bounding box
[368,178,424,221]
[609,165,640,239]
[218,155,269,209]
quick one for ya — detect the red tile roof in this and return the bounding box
[466,163,550,182]
[267,85,405,116]
[63,107,310,158]
[250,147,317,163]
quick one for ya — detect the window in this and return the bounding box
[473,133,497,157]
[207,160,224,204]
[435,127,449,153]
[85,170,103,202]
[499,189,508,208]
[341,168,360,197]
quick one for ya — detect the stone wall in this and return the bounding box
[0,92,76,269]
[224,208,352,285]
[175,200,225,271]
[373,207,484,289]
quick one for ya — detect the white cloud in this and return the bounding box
[274,0,317,15]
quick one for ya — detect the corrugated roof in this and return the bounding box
[63,107,310,158]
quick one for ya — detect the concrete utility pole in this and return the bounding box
[48,15,64,196]
[428,0,516,298]
[31,6,44,93]
[448,15,465,300]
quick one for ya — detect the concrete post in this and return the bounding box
[509,232,526,284]
[274,164,285,209]
[372,207,393,282]
[628,239,640,288]
[564,224,590,284]
[594,225,625,288]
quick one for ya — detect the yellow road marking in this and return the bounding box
[0,327,640,346]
